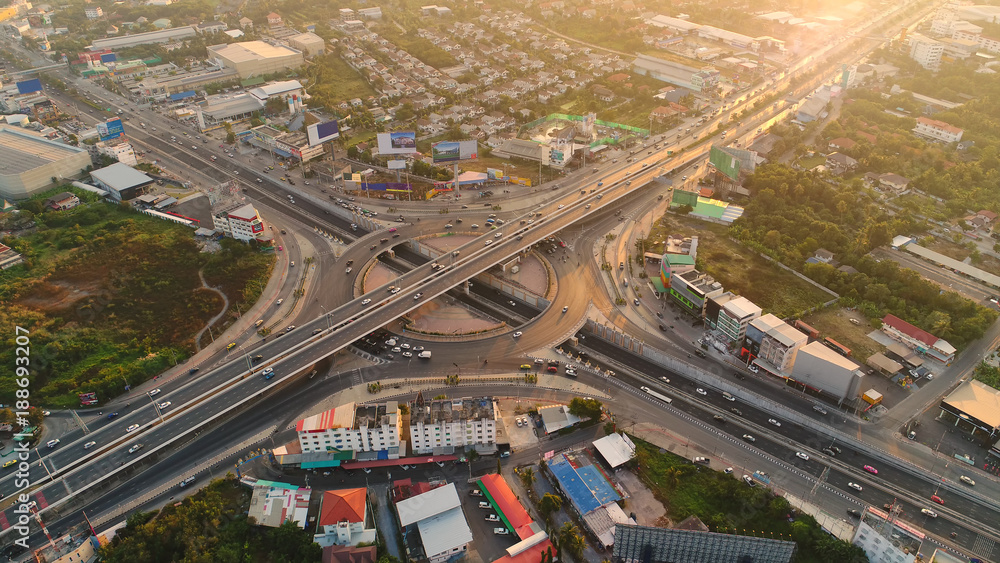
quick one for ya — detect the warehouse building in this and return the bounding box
[288,32,325,57]
[89,163,155,201]
[790,341,865,402]
[0,126,92,200]
[89,26,196,51]
[207,41,304,79]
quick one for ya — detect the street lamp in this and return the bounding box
[147,391,164,423]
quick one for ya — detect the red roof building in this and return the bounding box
[317,488,377,547]
[479,474,555,563]
[881,314,955,364]
[323,544,376,563]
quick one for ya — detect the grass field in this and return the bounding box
[310,55,376,103]
[648,213,832,318]
[797,155,826,170]
[801,307,881,362]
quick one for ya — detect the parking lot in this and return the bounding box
[499,400,540,453]
[460,485,519,562]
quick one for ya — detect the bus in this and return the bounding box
[640,386,673,404]
[823,337,851,358]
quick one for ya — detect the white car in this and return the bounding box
[390,287,401,294]
[128,443,143,454]
[920,508,938,518]
[83,441,97,450]
[401,343,411,349]
[494,232,502,238]
[148,389,161,396]
[515,418,523,427]
[512,331,523,338]
[848,482,863,492]
[696,388,707,396]
[558,204,565,209]
[660,376,670,383]
[960,475,975,486]
[413,346,425,351]
[795,452,810,461]
[46,439,60,448]
[126,424,140,433]
[724,467,734,474]
[413,293,423,300]
[158,401,171,410]
[402,351,413,358]
[768,418,782,427]
[485,239,494,246]
[361,299,372,305]
[494,527,510,535]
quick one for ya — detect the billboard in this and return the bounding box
[97,117,124,141]
[306,119,339,146]
[100,53,118,63]
[387,159,406,170]
[487,168,503,180]
[16,78,42,95]
[431,140,478,163]
[376,131,417,155]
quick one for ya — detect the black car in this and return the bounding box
[253,355,263,362]
[847,509,861,518]
[730,408,742,416]
[831,446,842,454]
[822,448,836,456]
[188,367,200,374]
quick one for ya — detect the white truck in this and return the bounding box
[418,350,432,359]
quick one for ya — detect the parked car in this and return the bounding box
[693,457,710,465]
[494,528,510,535]
[486,514,500,522]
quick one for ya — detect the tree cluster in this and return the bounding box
[100,477,322,563]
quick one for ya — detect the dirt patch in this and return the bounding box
[17,278,105,313]
[801,307,881,362]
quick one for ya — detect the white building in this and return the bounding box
[913,116,963,143]
[295,401,402,456]
[978,34,1000,53]
[212,202,266,242]
[745,314,809,373]
[409,396,498,455]
[716,296,761,344]
[315,488,377,547]
[790,341,865,401]
[396,484,473,563]
[247,80,303,103]
[97,140,138,166]
[852,507,923,563]
[84,6,103,19]
[909,34,944,69]
[248,483,311,528]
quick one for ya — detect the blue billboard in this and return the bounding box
[307,119,339,145]
[16,78,42,95]
[100,53,118,63]
[98,117,124,141]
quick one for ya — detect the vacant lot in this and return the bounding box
[649,213,832,318]
[0,202,273,407]
[801,307,881,363]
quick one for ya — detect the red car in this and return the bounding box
[863,465,878,475]
[547,366,558,373]
[930,495,944,505]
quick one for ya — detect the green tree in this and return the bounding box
[539,493,563,519]
[568,397,602,420]
[520,467,536,489]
